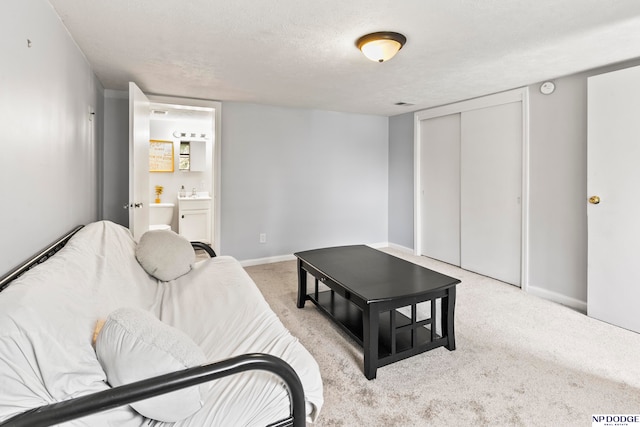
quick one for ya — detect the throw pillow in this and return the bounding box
[95,307,206,422]
[135,229,195,281]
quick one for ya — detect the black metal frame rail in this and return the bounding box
[190,241,217,257]
[0,353,306,427]
[0,225,84,292]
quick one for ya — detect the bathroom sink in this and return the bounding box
[178,192,211,200]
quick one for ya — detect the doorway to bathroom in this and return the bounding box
[128,82,221,255]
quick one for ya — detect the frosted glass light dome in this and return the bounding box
[356,32,407,63]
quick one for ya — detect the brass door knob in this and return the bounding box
[589,196,601,205]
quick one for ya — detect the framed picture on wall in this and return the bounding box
[149,140,174,172]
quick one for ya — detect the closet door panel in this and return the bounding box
[461,102,522,285]
[419,114,461,265]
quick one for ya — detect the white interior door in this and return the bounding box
[420,113,461,265]
[461,102,522,286]
[129,82,150,240]
[587,66,640,334]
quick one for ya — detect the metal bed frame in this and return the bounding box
[0,226,305,427]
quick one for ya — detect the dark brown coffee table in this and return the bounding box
[295,245,460,380]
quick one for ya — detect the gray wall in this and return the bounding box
[387,59,640,308]
[0,0,103,275]
[388,112,414,249]
[221,102,389,260]
[528,72,589,305]
[99,99,390,262]
[103,91,129,227]
[527,58,640,307]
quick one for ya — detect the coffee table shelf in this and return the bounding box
[310,289,444,359]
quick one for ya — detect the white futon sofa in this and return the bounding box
[0,220,323,426]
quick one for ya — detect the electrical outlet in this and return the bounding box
[259,233,267,244]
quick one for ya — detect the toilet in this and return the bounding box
[149,203,175,231]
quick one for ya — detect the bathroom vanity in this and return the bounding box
[178,195,212,243]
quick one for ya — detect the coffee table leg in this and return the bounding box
[296,259,307,308]
[443,286,456,350]
[362,305,379,380]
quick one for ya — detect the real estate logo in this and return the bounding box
[592,414,640,426]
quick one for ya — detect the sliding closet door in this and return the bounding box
[419,114,461,265]
[460,102,522,286]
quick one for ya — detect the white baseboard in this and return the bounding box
[386,242,414,254]
[367,242,415,254]
[527,285,587,313]
[239,254,296,267]
[239,242,414,267]
[366,241,390,249]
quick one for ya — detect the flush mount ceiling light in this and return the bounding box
[356,32,407,63]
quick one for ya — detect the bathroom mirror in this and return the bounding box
[179,140,206,172]
[179,142,190,170]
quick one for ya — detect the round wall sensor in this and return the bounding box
[540,81,555,95]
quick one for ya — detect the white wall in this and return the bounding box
[388,112,414,250]
[0,0,103,276]
[221,102,389,261]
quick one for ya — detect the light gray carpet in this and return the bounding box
[244,249,640,427]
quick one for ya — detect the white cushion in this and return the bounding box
[95,308,206,422]
[136,229,195,281]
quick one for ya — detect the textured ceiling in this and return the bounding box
[48,0,640,116]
